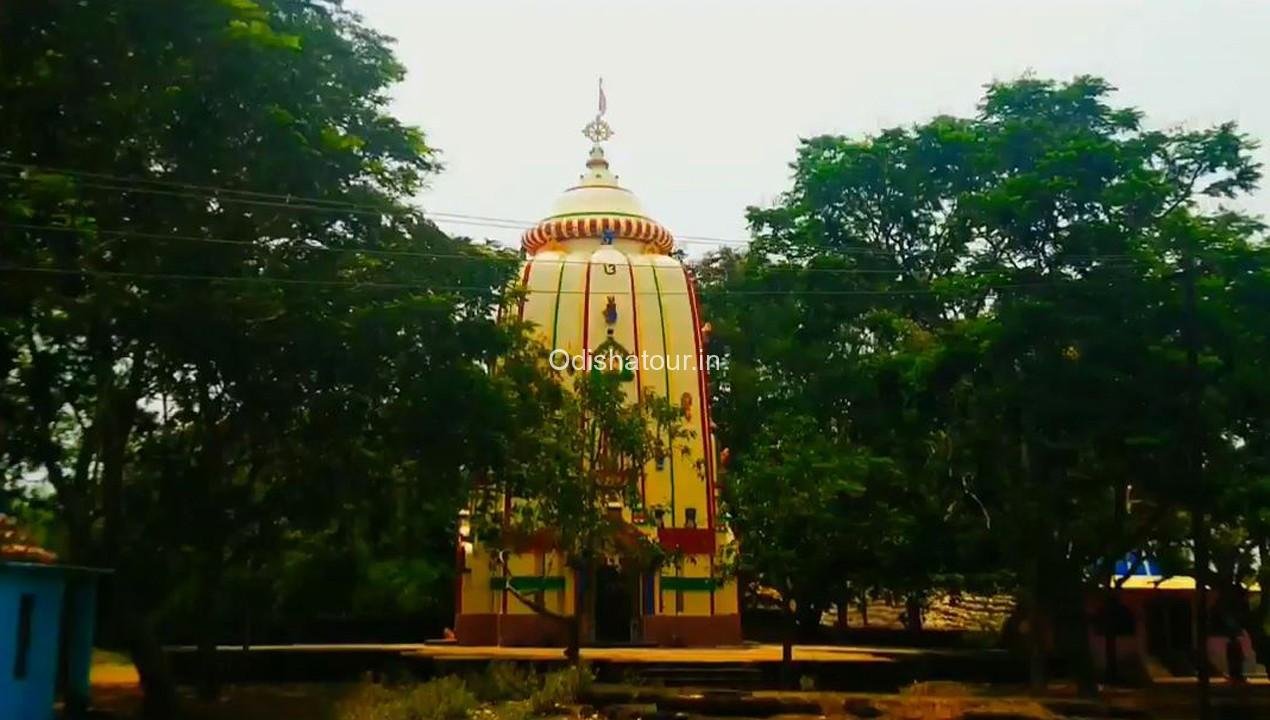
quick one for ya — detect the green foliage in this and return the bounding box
[703,74,1268,679]
[476,351,691,647]
[338,666,592,720]
[727,414,874,615]
[337,677,478,720]
[472,702,533,720]
[467,663,538,703]
[0,0,526,709]
[528,665,593,714]
[3,1,1267,702]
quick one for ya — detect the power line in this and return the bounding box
[1,221,523,264]
[2,163,755,247]
[0,161,891,252]
[0,161,1152,259]
[2,221,1144,276]
[0,265,1066,297]
[0,162,747,247]
[0,161,411,216]
[0,221,900,273]
[1,168,750,248]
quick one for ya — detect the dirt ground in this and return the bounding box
[90,650,1270,720]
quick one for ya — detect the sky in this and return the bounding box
[346,0,1270,257]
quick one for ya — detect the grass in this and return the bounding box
[465,662,538,702]
[90,649,1270,720]
[336,676,478,720]
[91,653,597,720]
[334,664,593,720]
[93,682,352,720]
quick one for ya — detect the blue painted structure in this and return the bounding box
[1113,552,1162,578]
[0,562,103,720]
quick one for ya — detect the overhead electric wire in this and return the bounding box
[0,162,749,246]
[3,161,1141,260]
[1,221,1144,277]
[0,162,1151,259]
[0,264,1072,297]
[0,220,980,274]
[0,169,750,248]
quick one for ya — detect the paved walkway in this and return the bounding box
[403,643,905,663]
[158,641,1002,664]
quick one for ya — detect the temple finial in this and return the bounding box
[582,77,614,147]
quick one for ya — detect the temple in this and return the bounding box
[454,85,740,646]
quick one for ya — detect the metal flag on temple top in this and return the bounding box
[582,78,614,145]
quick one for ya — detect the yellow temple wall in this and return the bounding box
[520,244,713,529]
[458,236,737,644]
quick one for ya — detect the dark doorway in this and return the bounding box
[594,563,634,643]
[1146,595,1195,675]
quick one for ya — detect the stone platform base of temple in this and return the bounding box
[641,614,742,646]
[454,614,569,646]
[454,613,742,647]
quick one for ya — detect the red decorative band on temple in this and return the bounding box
[521,214,675,255]
[656,527,715,554]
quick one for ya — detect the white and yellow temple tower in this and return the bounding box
[454,87,740,646]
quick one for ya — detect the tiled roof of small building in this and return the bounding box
[0,514,58,564]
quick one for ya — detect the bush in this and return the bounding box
[899,680,972,697]
[471,700,532,720]
[337,676,478,720]
[529,665,593,715]
[337,684,399,720]
[469,662,538,702]
[337,666,591,720]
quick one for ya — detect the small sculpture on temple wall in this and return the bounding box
[680,392,693,421]
[604,295,618,325]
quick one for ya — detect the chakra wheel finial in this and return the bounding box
[582,77,614,146]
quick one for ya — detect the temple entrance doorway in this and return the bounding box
[593,562,636,643]
[1146,595,1195,674]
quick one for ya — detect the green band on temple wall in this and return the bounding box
[490,576,566,592]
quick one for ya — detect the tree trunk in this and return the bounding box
[566,614,582,665]
[566,563,584,665]
[96,366,180,716]
[1028,605,1046,690]
[835,592,849,639]
[1059,584,1098,698]
[795,601,820,642]
[1252,539,1270,679]
[494,552,577,661]
[196,632,219,702]
[242,604,252,652]
[1025,567,1047,691]
[1104,478,1127,684]
[1103,594,1119,685]
[1181,225,1210,720]
[113,589,179,720]
[195,555,223,701]
[781,599,795,689]
[1193,510,1212,720]
[905,594,924,634]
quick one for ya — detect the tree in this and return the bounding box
[725,414,875,685]
[702,75,1265,698]
[475,353,691,662]
[1,1,521,713]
